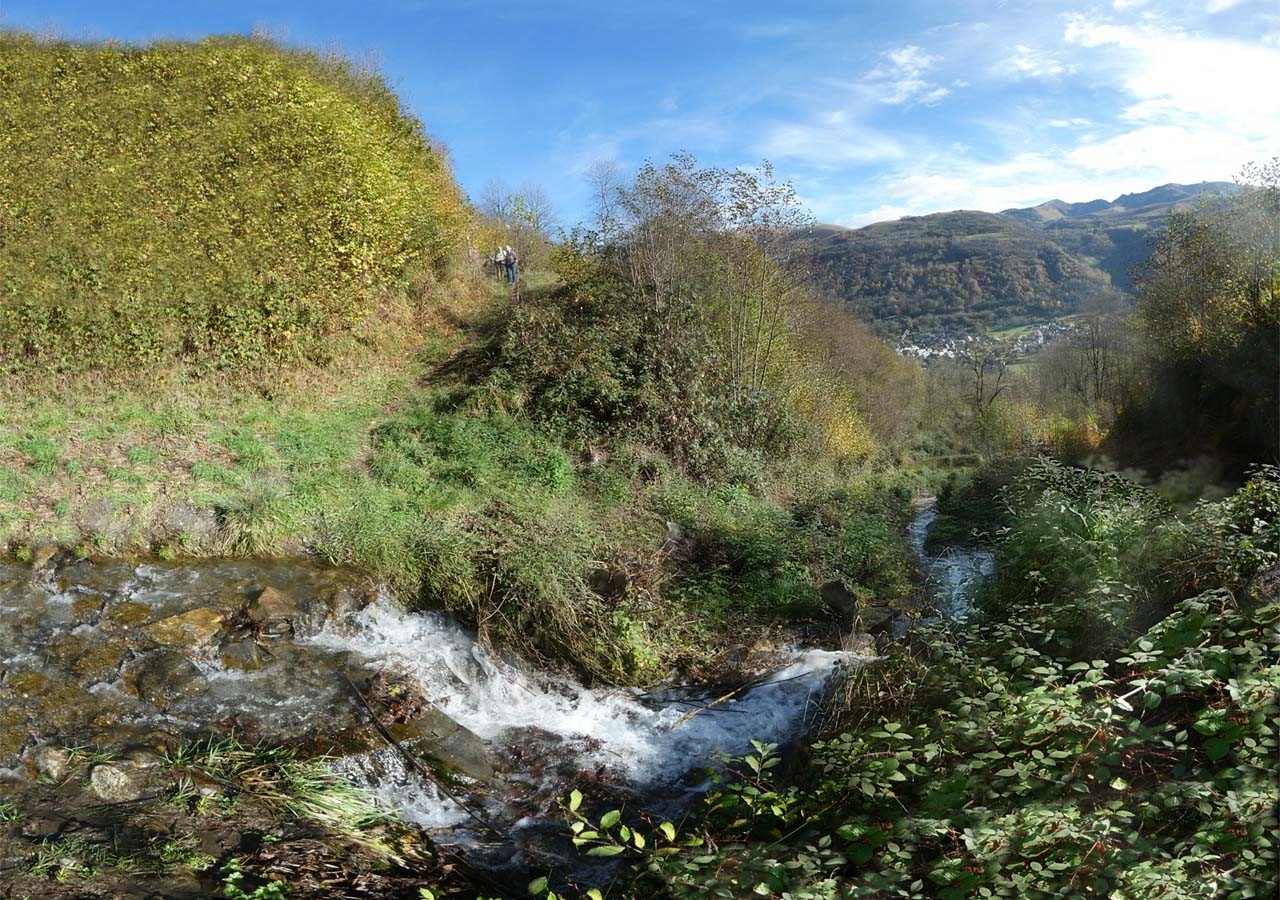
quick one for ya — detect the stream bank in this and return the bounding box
[0,499,991,896]
[0,557,861,895]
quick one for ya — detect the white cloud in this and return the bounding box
[1001,43,1075,79]
[1067,125,1266,178]
[838,203,918,227]
[552,6,1275,231]
[1206,0,1247,12]
[868,45,951,106]
[1063,15,1280,136]
[839,149,1173,225]
[775,13,1277,224]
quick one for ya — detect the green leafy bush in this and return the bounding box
[541,467,1279,899]
[989,459,1278,658]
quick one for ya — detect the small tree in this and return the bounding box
[584,159,623,244]
[958,340,1010,411]
[1132,158,1279,457]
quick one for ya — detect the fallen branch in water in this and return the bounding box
[340,672,504,839]
[667,684,751,730]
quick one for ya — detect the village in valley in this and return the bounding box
[895,318,1077,362]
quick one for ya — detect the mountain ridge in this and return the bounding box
[801,180,1237,335]
[1000,181,1236,224]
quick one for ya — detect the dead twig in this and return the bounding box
[341,673,504,839]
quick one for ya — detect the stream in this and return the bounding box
[0,499,993,878]
[908,496,995,620]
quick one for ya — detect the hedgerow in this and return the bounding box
[0,32,469,374]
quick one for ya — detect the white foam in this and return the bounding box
[329,749,471,830]
[308,602,851,827]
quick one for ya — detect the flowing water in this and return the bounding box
[0,554,859,870]
[310,602,851,838]
[907,496,995,620]
[0,500,988,875]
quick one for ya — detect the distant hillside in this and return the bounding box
[1002,182,1236,224]
[803,182,1235,335]
[0,32,469,374]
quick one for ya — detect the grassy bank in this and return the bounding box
[1,272,922,684]
[0,280,474,556]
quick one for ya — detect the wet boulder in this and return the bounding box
[143,607,224,648]
[126,650,209,707]
[389,704,499,784]
[820,580,898,635]
[854,605,896,635]
[819,579,858,620]
[325,587,363,625]
[247,586,324,638]
[29,544,72,591]
[312,707,499,785]
[219,637,264,672]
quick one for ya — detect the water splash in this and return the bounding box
[310,601,855,832]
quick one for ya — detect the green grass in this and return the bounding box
[0,354,419,554]
[167,736,397,856]
[1,271,920,682]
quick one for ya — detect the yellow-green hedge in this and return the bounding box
[0,33,470,372]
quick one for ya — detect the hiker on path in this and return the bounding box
[492,247,506,279]
[503,245,518,284]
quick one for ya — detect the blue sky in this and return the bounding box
[3,0,1278,227]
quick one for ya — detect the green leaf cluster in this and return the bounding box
[558,466,1279,898]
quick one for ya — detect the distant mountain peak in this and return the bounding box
[799,178,1239,337]
[1003,181,1236,223]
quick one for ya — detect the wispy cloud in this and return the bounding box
[737,19,812,39]
[825,11,1279,226]
[868,45,951,106]
[1000,43,1075,79]
[758,110,905,167]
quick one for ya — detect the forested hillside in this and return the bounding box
[802,182,1235,334]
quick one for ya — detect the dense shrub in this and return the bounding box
[988,459,1278,658]
[542,467,1280,899]
[312,382,919,682]
[0,32,469,373]
[478,256,769,474]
